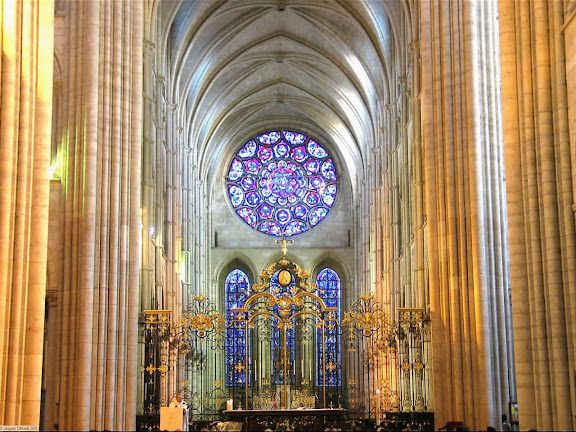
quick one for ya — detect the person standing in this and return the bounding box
[169,393,189,431]
[170,393,188,408]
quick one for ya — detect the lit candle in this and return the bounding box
[375,389,381,426]
[227,399,233,411]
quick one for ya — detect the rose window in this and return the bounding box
[226,130,338,237]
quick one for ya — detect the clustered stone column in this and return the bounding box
[420,0,515,429]
[43,1,143,430]
[499,1,576,430]
[140,1,193,404]
[361,0,431,412]
[0,0,54,426]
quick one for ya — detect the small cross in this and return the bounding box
[275,236,294,259]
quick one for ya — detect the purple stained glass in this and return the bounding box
[304,159,320,174]
[265,166,299,198]
[245,158,261,173]
[227,130,338,236]
[305,191,320,207]
[261,186,271,197]
[310,176,326,190]
[321,159,337,181]
[258,204,273,219]
[325,184,337,195]
[258,147,273,163]
[237,208,257,227]
[291,146,307,162]
[241,176,256,190]
[259,220,282,236]
[309,207,328,226]
[323,191,336,207]
[274,142,290,158]
[275,208,291,225]
[245,192,260,207]
[293,204,308,218]
[285,220,307,236]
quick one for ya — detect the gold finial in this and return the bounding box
[275,236,294,259]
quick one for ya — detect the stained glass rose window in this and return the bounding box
[226,130,338,237]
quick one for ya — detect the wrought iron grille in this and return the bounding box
[138,278,432,425]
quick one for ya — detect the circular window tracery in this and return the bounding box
[226,130,338,237]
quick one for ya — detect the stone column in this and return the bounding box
[46,1,143,430]
[563,6,576,422]
[499,0,576,429]
[420,0,513,429]
[0,0,54,426]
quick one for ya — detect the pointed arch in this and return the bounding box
[224,267,251,386]
[315,266,342,386]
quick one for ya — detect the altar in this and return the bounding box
[140,241,433,431]
[223,408,346,432]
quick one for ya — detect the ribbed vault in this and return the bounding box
[157,0,401,190]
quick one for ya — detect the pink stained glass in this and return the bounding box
[304,159,320,174]
[245,158,261,173]
[258,204,274,219]
[274,142,290,158]
[258,147,274,163]
[292,146,308,162]
[321,158,337,181]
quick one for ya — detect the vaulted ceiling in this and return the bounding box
[156,0,405,188]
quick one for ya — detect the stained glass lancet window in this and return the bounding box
[225,269,250,386]
[226,130,338,237]
[316,268,341,386]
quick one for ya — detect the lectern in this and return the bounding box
[160,406,188,431]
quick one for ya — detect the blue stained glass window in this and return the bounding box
[238,140,257,158]
[307,140,329,158]
[284,130,307,145]
[227,130,338,237]
[316,268,341,386]
[258,131,282,144]
[229,185,244,208]
[225,269,251,386]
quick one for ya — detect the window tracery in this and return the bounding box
[225,269,250,386]
[227,130,338,237]
[316,267,341,386]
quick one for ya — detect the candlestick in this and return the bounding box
[227,399,233,411]
[375,389,381,426]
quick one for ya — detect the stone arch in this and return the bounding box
[213,254,257,288]
[308,255,352,311]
